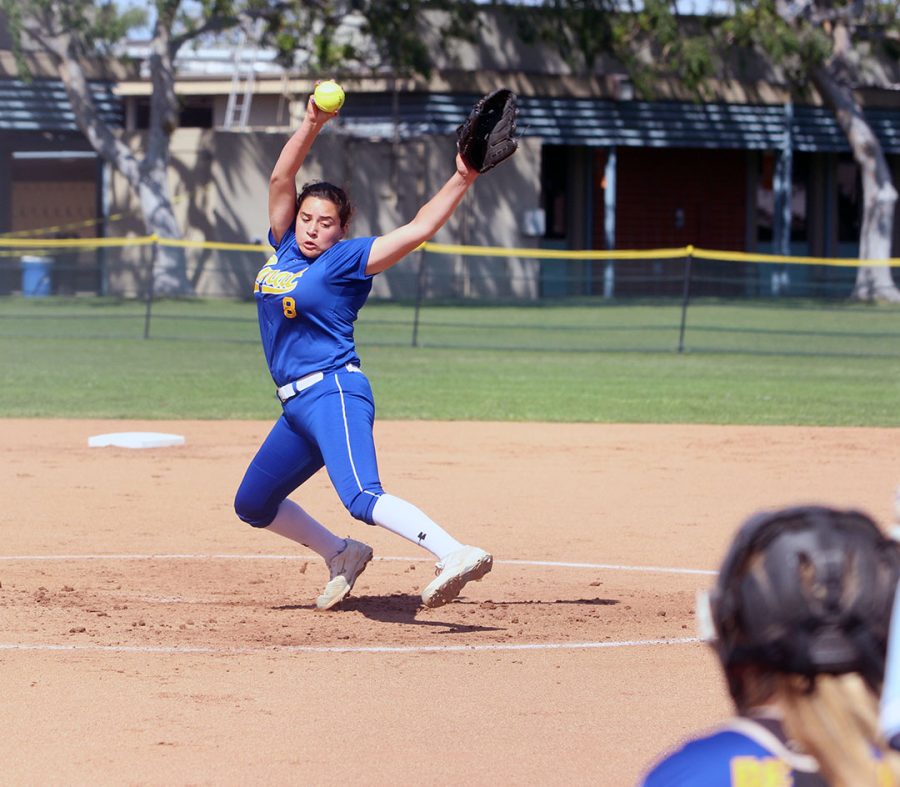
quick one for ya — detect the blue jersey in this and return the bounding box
[640,717,828,787]
[254,228,376,386]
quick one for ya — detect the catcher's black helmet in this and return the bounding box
[706,505,900,697]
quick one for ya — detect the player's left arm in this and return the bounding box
[366,154,478,276]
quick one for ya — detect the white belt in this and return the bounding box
[276,372,324,403]
[276,364,361,404]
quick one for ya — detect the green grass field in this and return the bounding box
[1,296,898,425]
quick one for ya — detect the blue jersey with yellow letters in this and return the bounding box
[254,228,376,386]
[640,717,827,787]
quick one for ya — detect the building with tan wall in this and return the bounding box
[3,7,900,299]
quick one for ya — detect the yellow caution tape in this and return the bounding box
[421,242,690,260]
[157,238,272,253]
[690,247,900,267]
[0,236,157,248]
[0,235,897,267]
[0,193,191,239]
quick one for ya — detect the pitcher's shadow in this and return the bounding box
[272,594,619,632]
[273,593,502,632]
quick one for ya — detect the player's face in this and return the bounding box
[295,196,345,258]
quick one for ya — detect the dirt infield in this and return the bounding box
[3,419,899,785]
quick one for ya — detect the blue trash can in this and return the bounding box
[21,255,53,297]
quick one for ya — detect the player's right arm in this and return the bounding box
[269,97,335,246]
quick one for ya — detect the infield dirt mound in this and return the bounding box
[2,555,698,651]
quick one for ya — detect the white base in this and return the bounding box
[88,432,186,449]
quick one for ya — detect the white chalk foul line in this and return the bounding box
[0,553,716,576]
[501,559,716,576]
[0,637,699,656]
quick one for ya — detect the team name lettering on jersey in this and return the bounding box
[254,256,307,295]
[730,756,792,787]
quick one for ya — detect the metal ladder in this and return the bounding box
[223,19,263,129]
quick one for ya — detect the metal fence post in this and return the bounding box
[603,147,617,298]
[143,235,157,340]
[411,246,426,348]
[677,245,694,353]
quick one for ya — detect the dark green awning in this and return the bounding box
[0,79,122,132]
[338,92,900,153]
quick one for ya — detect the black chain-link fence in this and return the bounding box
[1,238,898,357]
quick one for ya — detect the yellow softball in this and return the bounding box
[313,81,345,113]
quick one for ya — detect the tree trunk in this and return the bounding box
[137,158,190,296]
[40,12,192,296]
[136,14,191,297]
[812,65,900,302]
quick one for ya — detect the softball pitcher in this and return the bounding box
[234,89,517,610]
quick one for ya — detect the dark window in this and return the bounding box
[541,145,568,240]
[791,154,810,244]
[756,151,809,245]
[135,97,213,129]
[756,152,775,243]
[178,100,213,128]
[835,154,862,245]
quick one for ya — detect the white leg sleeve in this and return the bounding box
[265,499,346,562]
[371,493,463,560]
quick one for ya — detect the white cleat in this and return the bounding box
[316,538,374,610]
[421,545,493,608]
